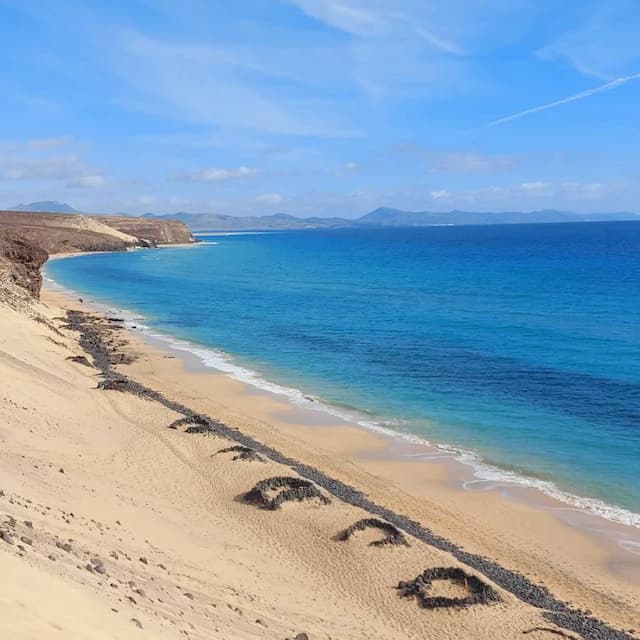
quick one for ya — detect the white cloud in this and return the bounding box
[428,151,519,173]
[117,32,352,136]
[335,161,359,175]
[177,166,260,183]
[427,181,607,206]
[289,0,469,55]
[0,153,85,181]
[415,27,464,56]
[518,181,549,192]
[286,0,501,101]
[67,174,106,188]
[537,4,640,80]
[26,136,74,150]
[289,1,383,36]
[255,193,283,204]
[0,139,104,189]
[559,181,604,198]
[474,182,552,199]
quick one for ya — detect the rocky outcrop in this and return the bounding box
[0,211,195,253]
[96,216,195,246]
[0,210,196,303]
[0,211,137,253]
[0,229,48,300]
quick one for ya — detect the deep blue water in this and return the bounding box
[47,222,640,521]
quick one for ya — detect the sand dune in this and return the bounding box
[0,284,638,639]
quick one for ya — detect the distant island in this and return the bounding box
[147,207,640,232]
[10,201,79,213]
[5,202,640,232]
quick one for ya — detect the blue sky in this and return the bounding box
[1,0,639,217]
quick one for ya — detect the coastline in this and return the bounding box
[43,240,640,532]
[34,259,640,636]
[42,257,640,540]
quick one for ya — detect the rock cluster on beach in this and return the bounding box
[0,234,637,639]
[49,306,637,640]
[244,476,332,510]
[338,517,410,547]
[397,566,500,609]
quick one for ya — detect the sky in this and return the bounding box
[1,0,639,217]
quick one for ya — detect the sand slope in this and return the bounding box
[0,294,636,639]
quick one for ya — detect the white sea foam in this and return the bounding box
[619,539,640,555]
[40,268,640,532]
[138,326,640,530]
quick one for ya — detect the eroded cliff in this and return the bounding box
[0,210,195,304]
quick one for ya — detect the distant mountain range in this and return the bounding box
[146,207,640,231]
[10,201,78,213]
[5,203,640,230]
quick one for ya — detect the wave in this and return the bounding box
[137,321,640,530]
[41,269,640,531]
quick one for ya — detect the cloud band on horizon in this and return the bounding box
[488,71,640,128]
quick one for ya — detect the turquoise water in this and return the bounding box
[46,223,640,523]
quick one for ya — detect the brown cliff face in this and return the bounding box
[0,210,196,302]
[0,229,49,299]
[96,216,195,245]
[0,211,195,253]
[0,211,137,253]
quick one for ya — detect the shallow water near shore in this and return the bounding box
[45,222,640,528]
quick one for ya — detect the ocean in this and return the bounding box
[45,222,640,526]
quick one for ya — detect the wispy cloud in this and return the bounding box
[176,166,260,183]
[27,136,74,150]
[414,27,464,56]
[488,72,640,127]
[335,161,359,176]
[537,3,640,81]
[428,151,519,173]
[289,0,382,36]
[116,32,354,136]
[67,174,106,188]
[427,180,606,205]
[0,153,84,181]
[255,193,283,204]
[0,137,104,187]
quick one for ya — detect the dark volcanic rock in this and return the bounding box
[66,355,94,367]
[168,414,216,434]
[63,308,634,640]
[216,445,264,462]
[244,476,331,510]
[0,529,15,545]
[397,566,500,609]
[338,518,409,547]
[0,228,48,298]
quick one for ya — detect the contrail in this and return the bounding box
[488,71,640,127]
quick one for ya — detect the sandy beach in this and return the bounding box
[0,267,638,639]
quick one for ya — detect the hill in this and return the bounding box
[10,201,78,213]
[147,207,640,232]
[360,207,640,226]
[0,210,195,254]
[147,211,355,231]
